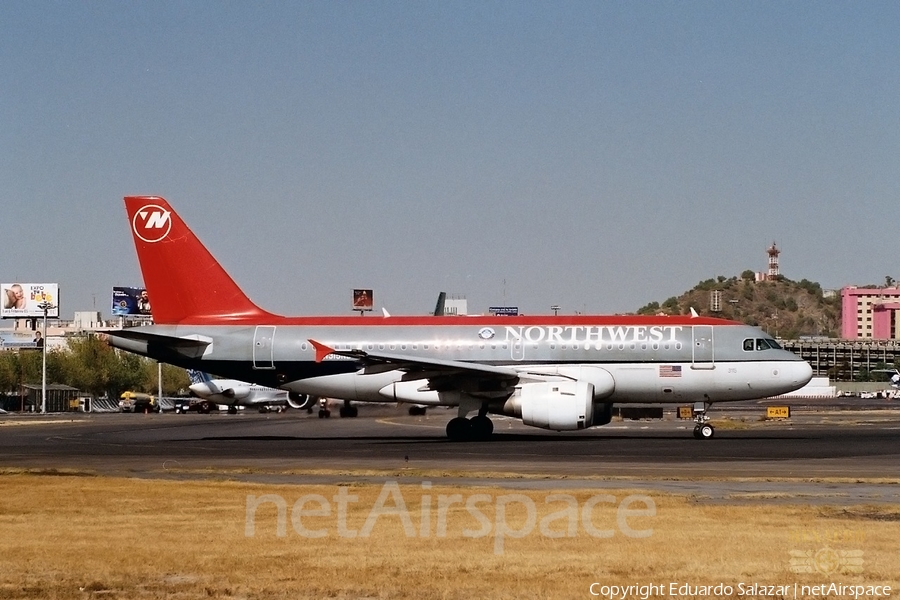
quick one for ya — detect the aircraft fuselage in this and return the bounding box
[110,316,812,406]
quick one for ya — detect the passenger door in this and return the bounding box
[691,325,714,369]
[253,325,276,369]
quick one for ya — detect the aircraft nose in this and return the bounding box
[189,382,211,395]
[791,361,813,386]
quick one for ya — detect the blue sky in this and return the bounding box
[3,2,898,318]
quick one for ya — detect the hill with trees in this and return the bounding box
[635,272,841,339]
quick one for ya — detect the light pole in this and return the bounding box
[550,305,560,316]
[37,300,55,414]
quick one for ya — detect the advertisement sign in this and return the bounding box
[0,332,43,349]
[1,283,59,318]
[488,306,519,316]
[352,289,374,312]
[112,286,152,316]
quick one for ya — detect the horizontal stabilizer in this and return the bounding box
[107,330,211,359]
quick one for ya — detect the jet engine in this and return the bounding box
[504,380,595,431]
[220,384,251,400]
[287,392,316,410]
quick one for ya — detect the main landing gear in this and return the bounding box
[692,400,714,440]
[446,403,493,441]
[318,399,358,418]
[338,399,358,418]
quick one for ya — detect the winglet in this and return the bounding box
[309,339,334,363]
[382,307,391,317]
[690,307,699,318]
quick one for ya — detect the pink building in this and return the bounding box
[841,287,900,340]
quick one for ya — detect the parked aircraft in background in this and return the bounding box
[871,369,900,388]
[107,196,813,440]
[186,370,313,414]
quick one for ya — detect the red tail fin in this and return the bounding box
[124,196,274,324]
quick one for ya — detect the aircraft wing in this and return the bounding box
[308,339,519,380]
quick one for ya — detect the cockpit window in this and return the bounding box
[745,338,782,351]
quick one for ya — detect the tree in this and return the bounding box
[636,301,660,315]
[62,335,148,398]
[139,360,190,395]
[0,352,22,394]
[662,297,680,313]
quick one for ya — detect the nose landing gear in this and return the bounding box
[692,400,714,440]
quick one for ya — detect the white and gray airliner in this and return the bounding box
[107,196,813,440]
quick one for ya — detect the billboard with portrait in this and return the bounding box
[352,289,374,312]
[1,283,59,318]
[112,287,152,316]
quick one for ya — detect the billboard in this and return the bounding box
[1,283,59,318]
[489,306,519,316]
[112,286,152,316]
[352,289,374,312]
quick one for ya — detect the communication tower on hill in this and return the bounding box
[767,242,780,280]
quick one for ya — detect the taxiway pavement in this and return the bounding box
[2,407,899,486]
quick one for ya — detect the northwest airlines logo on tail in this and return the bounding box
[132,205,172,243]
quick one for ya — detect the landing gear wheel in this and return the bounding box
[339,405,359,418]
[697,424,714,439]
[408,405,427,416]
[227,406,237,415]
[318,409,331,419]
[446,417,472,441]
[469,415,494,441]
[693,425,701,439]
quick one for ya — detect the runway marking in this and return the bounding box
[375,418,445,430]
[0,420,81,427]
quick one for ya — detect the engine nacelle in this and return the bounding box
[287,392,316,410]
[506,380,594,431]
[223,385,251,400]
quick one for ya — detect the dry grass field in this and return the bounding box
[0,472,898,599]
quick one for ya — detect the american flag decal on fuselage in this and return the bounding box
[659,365,682,377]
